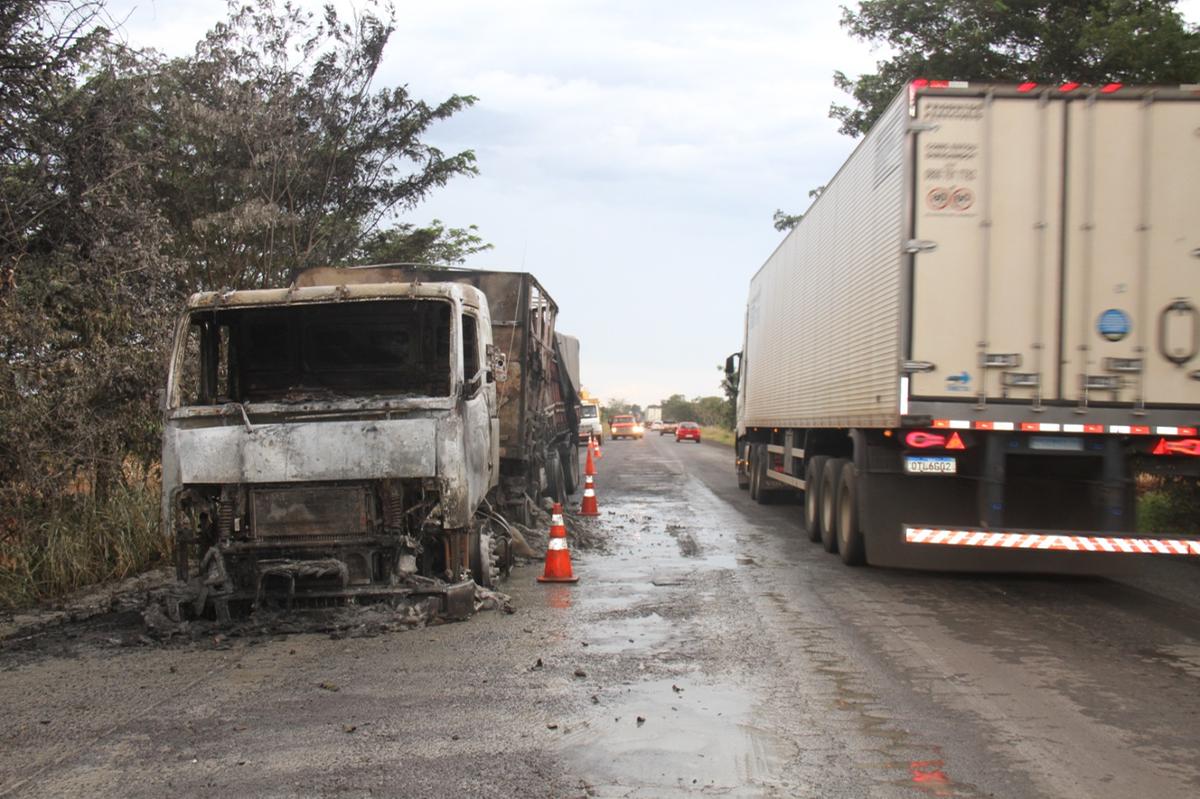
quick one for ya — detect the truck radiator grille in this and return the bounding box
[250,486,373,541]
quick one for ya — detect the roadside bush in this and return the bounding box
[1137,476,1200,536]
[0,483,166,610]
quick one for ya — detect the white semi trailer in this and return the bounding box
[728,81,1200,571]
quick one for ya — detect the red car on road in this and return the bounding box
[675,422,701,443]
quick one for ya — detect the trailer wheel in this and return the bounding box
[804,455,829,542]
[753,445,772,505]
[819,458,847,552]
[559,442,581,496]
[748,445,761,500]
[837,463,866,565]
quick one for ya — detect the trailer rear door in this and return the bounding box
[908,87,1200,408]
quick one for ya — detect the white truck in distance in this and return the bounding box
[729,81,1200,571]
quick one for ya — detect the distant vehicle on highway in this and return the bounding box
[659,421,678,435]
[579,397,603,444]
[675,422,701,443]
[650,421,664,431]
[610,414,643,440]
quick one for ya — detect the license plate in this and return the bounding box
[1029,436,1084,452]
[905,456,957,475]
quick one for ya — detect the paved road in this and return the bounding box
[2,434,1199,797]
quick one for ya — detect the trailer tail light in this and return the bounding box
[1151,438,1200,456]
[905,431,966,450]
[1100,83,1123,93]
[1017,82,1038,93]
[1059,82,1081,92]
[906,431,945,448]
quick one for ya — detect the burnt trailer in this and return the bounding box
[160,264,580,617]
[296,266,583,521]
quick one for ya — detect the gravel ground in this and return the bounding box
[2,435,1199,798]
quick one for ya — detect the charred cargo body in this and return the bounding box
[729,82,1200,572]
[161,267,579,615]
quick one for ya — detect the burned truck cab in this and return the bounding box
[160,280,502,614]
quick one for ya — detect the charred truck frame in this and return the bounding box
[161,265,579,617]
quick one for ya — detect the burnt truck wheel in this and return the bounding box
[820,458,848,553]
[470,529,499,589]
[736,442,751,490]
[560,442,581,495]
[804,455,829,542]
[837,463,866,566]
[754,445,772,505]
[544,451,566,504]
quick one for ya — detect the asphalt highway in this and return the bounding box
[2,433,1198,797]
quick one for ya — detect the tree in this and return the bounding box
[154,0,479,289]
[355,220,492,266]
[772,187,825,232]
[831,0,1200,137]
[718,362,738,428]
[0,0,486,603]
[694,396,729,427]
[661,393,694,422]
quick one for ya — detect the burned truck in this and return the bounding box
[160,265,579,617]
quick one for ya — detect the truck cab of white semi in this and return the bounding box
[578,398,603,443]
[160,276,503,618]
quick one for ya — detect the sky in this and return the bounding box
[105,0,1200,410]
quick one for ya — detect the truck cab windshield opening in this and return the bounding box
[176,299,453,405]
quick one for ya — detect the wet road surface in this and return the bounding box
[2,434,1199,797]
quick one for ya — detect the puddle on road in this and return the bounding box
[561,678,789,797]
[580,612,675,654]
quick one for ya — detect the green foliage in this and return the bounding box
[659,393,732,427]
[772,188,824,232]
[831,0,1200,136]
[356,220,493,266]
[153,0,479,288]
[0,483,165,610]
[772,210,803,232]
[1138,477,1200,535]
[0,0,481,605]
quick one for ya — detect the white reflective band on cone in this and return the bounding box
[548,538,568,551]
[905,527,1200,555]
[551,514,564,526]
[583,488,595,497]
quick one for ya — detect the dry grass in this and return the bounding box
[0,483,167,610]
[700,426,736,447]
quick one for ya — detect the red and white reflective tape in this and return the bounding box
[931,420,1197,436]
[905,527,1200,555]
[548,537,568,551]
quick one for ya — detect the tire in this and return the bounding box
[470,529,499,589]
[736,443,750,490]
[748,445,761,501]
[804,455,829,543]
[560,442,581,496]
[837,463,866,566]
[544,451,566,505]
[753,444,772,505]
[820,458,848,553]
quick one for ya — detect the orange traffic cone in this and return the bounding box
[537,502,579,583]
[592,434,603,460]
[580,446,600,517]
